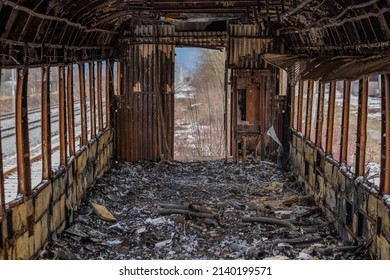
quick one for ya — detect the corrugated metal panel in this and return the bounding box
[175,31,227,48]
[228,24,273,69]
[117,32,175,161]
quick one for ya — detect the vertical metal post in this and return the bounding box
[0,69,5,215]
[89,62,96,139]
[290,82,295,129]
[380,75,386,195]
[67,65,75,157]
[305,80,314,137]
[341,80,351,163]
[224,30,230,161]
[0,65,6,260]
[297,80,304,132]
[357,77,368,176]
[326,81,336,155]
[316,82,325,148]
[106,60,111,128]
[384,75,390,194]
[59,65,67,166]
[231,71,238,161]
[117,62,121,96]
[16,68,31,195]
[41,66,52,180]
[79,64,87,146]
[97,61,103,132]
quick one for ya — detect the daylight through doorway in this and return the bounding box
[174,48,227,160]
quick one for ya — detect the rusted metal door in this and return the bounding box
[228,24,288,162]
[230,69,287,161]
[116,26,175,161]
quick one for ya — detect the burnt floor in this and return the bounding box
[42,159,370,260]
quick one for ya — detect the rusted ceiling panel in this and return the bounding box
[322,56,390,81]
[1,0,390,64]
[300,56,358,80]
[268,54,390,82]
[228,24,273,69]
[262,53,310,69]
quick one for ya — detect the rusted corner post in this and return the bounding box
[384,75,390,194]
[16,68,31,196]
[97,61,103,132]
[89,62,96,139]
[79,64,87,147]
[59,65,68,166]
[326,81,336,155]
[41,66,52,180]
[67,65,75,157]
[341,80,351,163]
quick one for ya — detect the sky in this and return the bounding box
[175,47,199,71]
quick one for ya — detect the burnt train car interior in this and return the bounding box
[0,0,390,260]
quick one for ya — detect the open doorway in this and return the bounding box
[174,47,227,160]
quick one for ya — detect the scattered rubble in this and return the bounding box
[41,158,371,260]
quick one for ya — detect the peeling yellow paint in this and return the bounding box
[133,82,141,92]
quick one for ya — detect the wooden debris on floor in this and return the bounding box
[41,159,370,260]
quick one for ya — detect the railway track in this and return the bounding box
[0,100,99,139]
[1,103,105,175]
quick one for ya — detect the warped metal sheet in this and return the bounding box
[262,53,310,69]
[228,24,273,69]
[322,56,390,81]
[117,39,175,161]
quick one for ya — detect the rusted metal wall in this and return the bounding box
[117,25,175,161]
[175,31,227,48]
[228,24,273,69]
[288,72,390,259]
[228,24,286,162]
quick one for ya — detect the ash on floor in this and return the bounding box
[41,159,371,260]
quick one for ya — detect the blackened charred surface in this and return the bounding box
[42,159,370,260]
[0,6,12,37]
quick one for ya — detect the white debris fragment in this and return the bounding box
[145,217,166,226]
[155,239,172,248]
